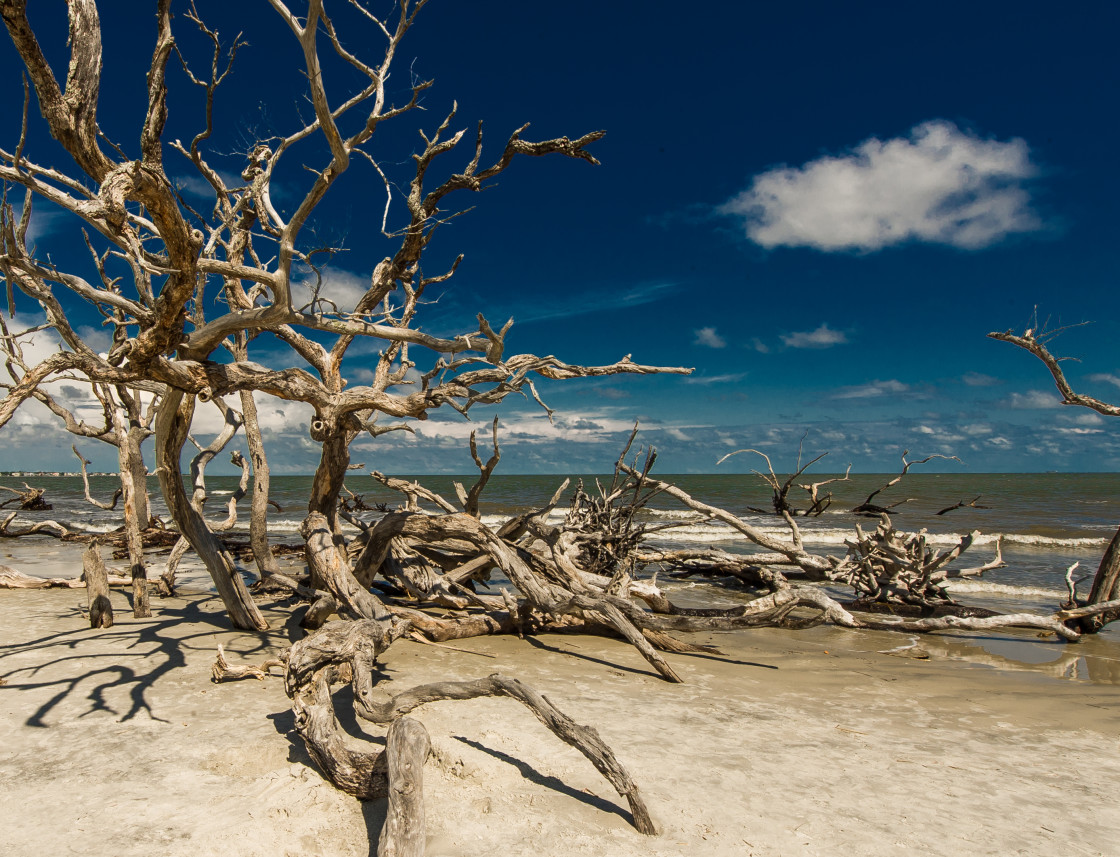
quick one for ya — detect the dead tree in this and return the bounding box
[162,396,249,596]
[0,482,49,510]
[0,314,157,616]
[0,5,695,846]
[718,434,852,517]
[850,450,960,516]
[0,0,688,632]
[990,323,1120,631]
[617,461,1115,633]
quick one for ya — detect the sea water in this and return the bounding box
[4,472,1119,675]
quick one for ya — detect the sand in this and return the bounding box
[2,548,1119,857]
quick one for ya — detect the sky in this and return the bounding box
[1,0,1119,475]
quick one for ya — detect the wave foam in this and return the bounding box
[640,522,1109,550]
[944,580,1067,600]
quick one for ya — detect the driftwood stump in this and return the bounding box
[378,717,431,857]
[82,543,114,629]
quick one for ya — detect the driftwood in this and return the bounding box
[0,566,131,589]
[279,616,657,841]
[378,717,431,857]
[72,446,121,510]
[0,482,51,510]
[0,512,70,538]
[210,643,285,682]
[718,434,852,517]
[850,450,959,516]
[989,323,1120,632]
[81,542,113,629]
[935,496,989,515]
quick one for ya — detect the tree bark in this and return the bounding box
[309,425,350,535]
[82,542,114,629]
[155,389,267,630]
[1079,523,1120,633]
[239,388,282,580]
[112,400,149,617]
[301,511,390,621]
[377,717,430,857]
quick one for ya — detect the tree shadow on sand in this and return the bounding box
[0,592,289,725]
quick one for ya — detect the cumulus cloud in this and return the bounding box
[780,323,847,349]
[1004,389,1062,409]
[832,379,908,399]
[693,327,726,348]
[720,120,1040,251]
[749,337,770,354]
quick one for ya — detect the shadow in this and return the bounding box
[676,650,779,670]
[452,735,633,826]
[267,686,389,857]
[265,707,316,768]
[1,592,282,726]
[523,635,655,679]
[524,632,779,675]
[360,800,389,857]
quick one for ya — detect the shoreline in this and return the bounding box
[2,570,1119,855]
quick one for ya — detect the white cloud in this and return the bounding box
[780,323,847,349]
[293,267,370,313]
[832,379,908,399]
[962,423,993,436]
[693,327,726,348]
[962,371,1000,387]
[1004,389,1062,409]
[1066,412,1104,426]
[749,337,770,354]
[721,120,1040,251]
[684,372,746,386]
[174,170,244,200]
[1055,427,1103,435]
[1087,373,1120,389]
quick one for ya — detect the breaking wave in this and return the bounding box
[943,580,1068,600]
[639,521,1109,550]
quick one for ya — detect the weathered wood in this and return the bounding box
[0,566,131,588]
[358,510,683,682]
[112,400,150,618]
[354,674,658,835]
[377,717,431,857]
[1077,523,1120,632]
[155,389,267,631]
[0,482,50,510]
[0,512,69,538]
[302,511,392,621]
[72,446,122,510]
[82,542,113,629]
[210,643,285,682]
[281,615,657,836]
[238,384,283,581]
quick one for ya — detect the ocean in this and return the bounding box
[4,471,1119,675]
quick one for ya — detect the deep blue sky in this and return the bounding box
[2,1,1119,474]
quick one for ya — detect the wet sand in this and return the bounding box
[1,550,1119,857]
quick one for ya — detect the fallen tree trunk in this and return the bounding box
[281,616,657,838]
[0,567,132,589]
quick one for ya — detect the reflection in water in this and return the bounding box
[881,629,1120,685]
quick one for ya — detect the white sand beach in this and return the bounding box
[2,542,1118,857]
